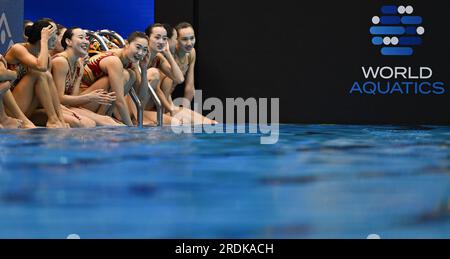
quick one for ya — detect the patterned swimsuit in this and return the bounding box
[82,51,133,87]
[52,53,82,95]
[4,43,50,90]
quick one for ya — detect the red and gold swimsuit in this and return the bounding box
[82,51,133,87]
[52,53,82,95]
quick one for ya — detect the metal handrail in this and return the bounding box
[84,30,108,51]
[137,67,164,127]
[148,80,164,127]
[97,29,126,47]
[99,35,120,49]
[129,88,143,128]
[85,29,146,127]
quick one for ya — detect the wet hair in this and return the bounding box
[175,22,194,35]
[56,24,66,35]
[144,23,166,37]
[39,17,55,24]
[127,31,149,43]
[61,27,81,50]
[163,24,174,39]
[25,19,53,44]
[23,20,33,29]
[23,20,33,39]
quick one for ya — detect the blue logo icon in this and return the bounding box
[370,5,425,56]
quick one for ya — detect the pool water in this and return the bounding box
[0,124,449,238]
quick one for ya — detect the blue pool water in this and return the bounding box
[0,124,449,239]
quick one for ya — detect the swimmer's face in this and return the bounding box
[54,27,67,53]
[69,28,89,57]
[47,22,58,50]
[177,27,195,53]
[127,37,149,63]
[149,26,168,52]
[169,29,177,54]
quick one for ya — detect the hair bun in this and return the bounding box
[24,24,33,37]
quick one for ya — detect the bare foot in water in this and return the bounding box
[0,116,23,128]
[208,119,219,125]
[60,117,71,128]
[46,118,63,128]
[57,118,70,128]
[22,121,37,129]
[17,117,36,129]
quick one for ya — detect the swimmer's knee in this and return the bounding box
[28,70,46,79]
[44,72,55,83]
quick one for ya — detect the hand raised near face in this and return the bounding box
[40,25,57,42]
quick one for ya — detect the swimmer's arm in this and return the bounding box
[138,52,150,87]
[158,53,184,85]
[0,58,17,81]
[6,43,49,72]
[131,65,143,91]
[136,54,148,105]
[155,79,174,114]
[102,57,133,126]
[0,81,10,93]
[51,57,91,106]
[183,49,196,105]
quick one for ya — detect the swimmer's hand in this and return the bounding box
[0,56,17,81]
[0,54,7,66]
[162,42,173,58]
[0,70,17,83]
[88,89,116,105]
[8,71,17,82]
[40,25,57,44]
[139,50,151,70]
[0,82,11,95]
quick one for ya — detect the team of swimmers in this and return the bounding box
[0,18,216,129]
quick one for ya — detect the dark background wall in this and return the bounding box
[155,0,194,26]
[5,0,449,124]
[156,0,449,125]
